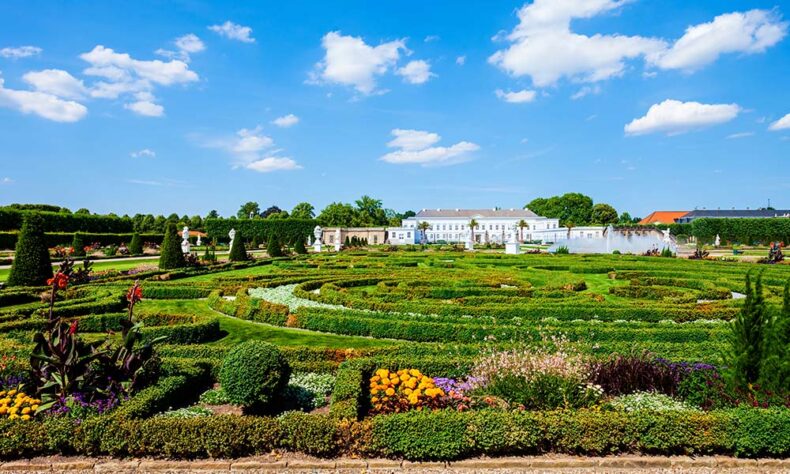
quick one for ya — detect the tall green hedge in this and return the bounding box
[159,223,186,270]
[0,209,133,233]
[205,218,315,245]
[7,214,52,287]
[0,232,163,250]
[692,218,790,245]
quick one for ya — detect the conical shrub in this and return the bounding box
[71,233,85,257]
[8,214,52,286]
[229,231,248,262]
[159,222,186,269]
[294,236,307,254]
[129,233,143,255]
[267,233,283,257]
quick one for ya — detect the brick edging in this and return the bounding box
[2,456,789,472]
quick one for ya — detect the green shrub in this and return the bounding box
[294,236,307,254]
[228,231,248,262]
[267,233,284,257]
[159,222,186,270]
[372,410,470,460]
[220,341,291,410]
[7,214,52,287]
[71,233,85,256]
[279,412,338,457]
[129,233,143,255]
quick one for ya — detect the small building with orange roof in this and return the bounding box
[638,211,689,225]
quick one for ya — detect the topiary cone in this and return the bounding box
[8,214,52,286]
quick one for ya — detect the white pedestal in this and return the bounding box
[313,242,322,253]
[465,240,474,251]
[505,242,520,255]
[334,242,341,252]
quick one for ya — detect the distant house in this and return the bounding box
[676,209,790,224]
[638,211,689,225]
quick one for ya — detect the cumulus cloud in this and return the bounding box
[489,0,667,87]
[456,55,466,66]
[272,113,299,127]
[0,46,42,59]
[157,34,206,61]
[624,99,740,136]
[22,69,87,100]
[311,32,406,94]
[495,88,536,103]
[396,60,435,84]
[381,129,479,166]
[200,126,301,173]
[768,113,790,131]
[81,45,198,86]
[130,148,156,158]
[0,76,87,122]
[571,85,601,100]
[651,10,788,71]
[123,92,164,117]
[209,21,255,43]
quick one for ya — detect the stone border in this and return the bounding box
[1,456,790,473]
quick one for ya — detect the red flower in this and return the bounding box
[126,285,143,304]
[68,320,78,335]
[47,272,69,290]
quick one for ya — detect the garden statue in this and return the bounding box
[181,226,191,254]
[767,242,785,264]
[313,225,323,252]
[465,229,473,251]
[662,228,671,244]
[334,228,341,252]
[505,223,520,255]
[715,234,720,247]
[228,228,236,250]
[196,234,202,246]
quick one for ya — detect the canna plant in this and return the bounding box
[30,260,106,411]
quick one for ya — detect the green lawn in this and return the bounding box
[0,256,161,282]
[137,298,398,349]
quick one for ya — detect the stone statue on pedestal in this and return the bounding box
[334,228,342,251]
[228,228,236,250]
[313,225,323,252]
[181,226,191,253]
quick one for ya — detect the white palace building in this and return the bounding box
[387,208,602,245]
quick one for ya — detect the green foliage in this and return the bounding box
[291,202,315,220]
[129,233,143,255]
[158,223,186,270]
[554,245,569,254]
[71,233,85,257]
[762,279,790,392]
[591,203,619,225]
[373,410,470,460]
[228,231,248,262]
[526,193,594,227]
[236,201,260,219]
[267,233,284,257]
[725,273,767,388]
[0,208,133,233]
[204,218,315,246]
[692,218,790,245]
[294,235,307,254]
[219,341,291,410]
[7,214,52,286]
[480,373,601,410]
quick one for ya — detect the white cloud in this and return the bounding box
[80,46,198,86]
[245,157,302,173]
[651,10,788,71]
[455,55,466,66]
[124,92,164,117]
[1,177,13,184]
[130,148,156,158]
[571,84,601,100]
[489,0,667,87]
[208,21,255,43]
[233,126,274,154]
[495,88,536,103]
[387,129,440,150]
[768,113,790,131]
[312,31,407,94]
[0,76,87,122]
[0,46,42,59]
[381,129,479,166]
[23,69,87,100]
[396,60,435,84]
[424,35,440,43]
[726,132,755,139]
[624,99,740,136]
[272,113,299,127]
[175,34,205,54]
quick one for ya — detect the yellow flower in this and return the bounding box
[21,407,30,415]
[404,388,413,395]
[8,414,18,420]
[371,397,379,403]
[371,388,379,395]
[0,407,7,415]
[21,415,30,421]
[385,388,395,396]
[409,369,420,377]
[0,391,5,397]
[9,407,18,415]
[7,389,16,396]
[31,405,39,412]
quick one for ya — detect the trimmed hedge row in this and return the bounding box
[2,408,788,460]
[206,289,289,326]
[0,232,163,250]
[205,218,316,245]
[692,217,790,244]
[75,313,221,344]
[0,209,134,233]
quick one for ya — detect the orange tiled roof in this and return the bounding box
[639,211,689,225]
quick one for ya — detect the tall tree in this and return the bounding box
[261,205,282,219]
[591,203,619,225]
[206,210,220,219]
[237,202,261,219]
[417,221,431,243]
[159,222,186,270]
[517,219,528,242]
[725,272,768,388]
[317,202,358,227]
[355,195,387,226]
[291,202,315,220]
[469,219,479,244]
[525,193,594,227]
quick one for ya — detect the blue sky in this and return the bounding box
[0,0,788,218]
